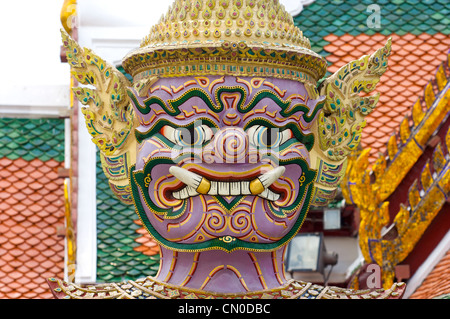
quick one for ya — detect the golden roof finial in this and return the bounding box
[61,0,77,35]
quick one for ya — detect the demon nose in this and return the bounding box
[213,127,248,163]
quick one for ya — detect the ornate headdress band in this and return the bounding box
[122,0,328,84]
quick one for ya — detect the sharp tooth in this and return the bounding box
[186,186,199,197]
[267,189,279,201]
[259,188,269,198]
[208,181,218,195]
[169,166,210,194]
[230,182,240,195]
[240,181,251,195]
[173,190,181,199]
[257,188,280,202]
[170,166,201,188]
[218,182,230,195]
[179,187,189,199]
[258,167,286,188]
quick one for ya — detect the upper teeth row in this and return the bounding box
[169,166,284,202]
[172,181,280,201]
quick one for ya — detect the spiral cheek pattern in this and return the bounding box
[230,213,251,234]
[205,212,227,233]
[203,211,253,237]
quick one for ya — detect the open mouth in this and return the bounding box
[168,166,285,202]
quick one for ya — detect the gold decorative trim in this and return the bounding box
[61,30,137,204]
[122,0,327,83]
[309,39,392,206]
[369,51,449,202]
[63,179,76,282]
[48,276,406,299]
[341,51,450,289]
[317,38,392,162]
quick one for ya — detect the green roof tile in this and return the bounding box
[95,151,159,282]
[150,265,160,272]
[294,0,449,81]
[7,153,20,160]
[296,0,450,37]
[0,118,65,162]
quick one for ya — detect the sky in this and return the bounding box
[0,0,70,87]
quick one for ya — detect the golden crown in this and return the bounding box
[122,0,327,84]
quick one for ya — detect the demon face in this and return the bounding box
[128,75,324,253]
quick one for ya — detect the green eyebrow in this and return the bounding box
[129,86,323,124]
[128,88,218,116]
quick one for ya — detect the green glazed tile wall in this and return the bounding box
[0,118,65,162]
[296,0,450,56]
[96,151,159,282]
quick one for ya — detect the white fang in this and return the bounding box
[169,166,284,202]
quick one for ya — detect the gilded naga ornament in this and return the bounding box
[341,52,450,290]
[49,0,404,299]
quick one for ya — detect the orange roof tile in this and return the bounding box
[410,250,450,299]
[323,32,450,162]
[133,219,161,256]
[0,157,65,299]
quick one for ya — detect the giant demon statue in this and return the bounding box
[48,0,405,299]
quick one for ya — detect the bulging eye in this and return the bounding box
[161,125,214,146]
[247,125,293,148]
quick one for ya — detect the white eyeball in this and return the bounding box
[246,125,293,148]
[161,125,214,146]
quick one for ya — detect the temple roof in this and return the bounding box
[0,118,66,298]
[294,0,450,163]
[324,33,449,163]
[409,249,450,299]
[296,0,449,57]
[341,47,450,294]
[0,118,65,162]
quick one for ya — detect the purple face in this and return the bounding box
[128,76,323,252]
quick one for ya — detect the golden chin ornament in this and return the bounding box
[53,0,403,299]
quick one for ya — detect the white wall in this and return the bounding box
[0,0,70,117]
